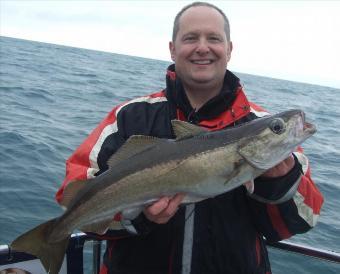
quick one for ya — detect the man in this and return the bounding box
[56,2,323,274]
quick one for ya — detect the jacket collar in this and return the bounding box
[165,64,242,123]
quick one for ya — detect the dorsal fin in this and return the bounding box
[60,180,88,209]
[107,135,164,168]
[171,120,207,140]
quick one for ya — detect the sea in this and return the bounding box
[0,36,339,273]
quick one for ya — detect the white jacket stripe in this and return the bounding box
[293,151,320,227]
[87,96,167,178]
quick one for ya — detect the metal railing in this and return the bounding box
[267,240,340,263]
[1,233,339,274]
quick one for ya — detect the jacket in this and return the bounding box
[56,64,323,274]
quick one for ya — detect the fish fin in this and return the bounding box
[121,207,143,220]
[60,179,88,208]
[83,218,137,232]
[244,180,255,194]
[171,120,207,140]
[238,143,289,170]
[80,218,115,235]
[11,218,69,274]
[107,135,164,168]
[107,220,124,230]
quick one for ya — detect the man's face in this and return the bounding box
[169,6,232,90]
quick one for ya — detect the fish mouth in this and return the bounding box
[300,110,316,134]
[304,120,317,134]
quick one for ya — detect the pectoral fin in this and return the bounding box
[238,140,272,170]
[238,142,290,170]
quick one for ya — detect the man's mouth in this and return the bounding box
[191,60,213,65]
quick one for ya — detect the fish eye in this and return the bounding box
[270,118,286,134]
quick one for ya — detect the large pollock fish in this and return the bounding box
[11,109,316,274]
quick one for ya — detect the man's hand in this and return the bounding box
[261,154,295,178]
[143,193,186,224]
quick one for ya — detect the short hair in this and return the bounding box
[172,1,231,42]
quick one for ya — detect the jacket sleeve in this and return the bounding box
[56,99,162,237]
[56,104,125,204]
[55,104,138,237]
[247,147,324,242]
[245,102,323,242]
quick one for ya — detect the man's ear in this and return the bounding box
[169,41,176,61]
[226,41,233,62]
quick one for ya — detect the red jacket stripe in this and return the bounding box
[266,204,292,239]
[56,93,168,204]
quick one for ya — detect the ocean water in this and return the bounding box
[0,36,339,273]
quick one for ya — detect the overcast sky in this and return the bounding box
[1,0,340,88]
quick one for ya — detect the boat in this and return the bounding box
[1,234,339,273]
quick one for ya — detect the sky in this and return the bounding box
[1,0,340,89]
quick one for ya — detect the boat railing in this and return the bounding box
[1,233,339,273]
[267,240,340,263]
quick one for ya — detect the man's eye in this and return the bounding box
[209,36,222,42]
[184,36,196,41]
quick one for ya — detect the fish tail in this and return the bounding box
[11,218,70,274]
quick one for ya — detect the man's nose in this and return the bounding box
[195,39,210,54]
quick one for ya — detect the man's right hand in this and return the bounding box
[143,193,186,224]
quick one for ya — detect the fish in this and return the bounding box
[11,109,316,274]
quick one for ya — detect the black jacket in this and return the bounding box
[57,65,323,274]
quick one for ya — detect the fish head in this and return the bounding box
[238,109,316,170]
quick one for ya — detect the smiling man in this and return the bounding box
[56,2,323,274]
[169,5,232,110]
